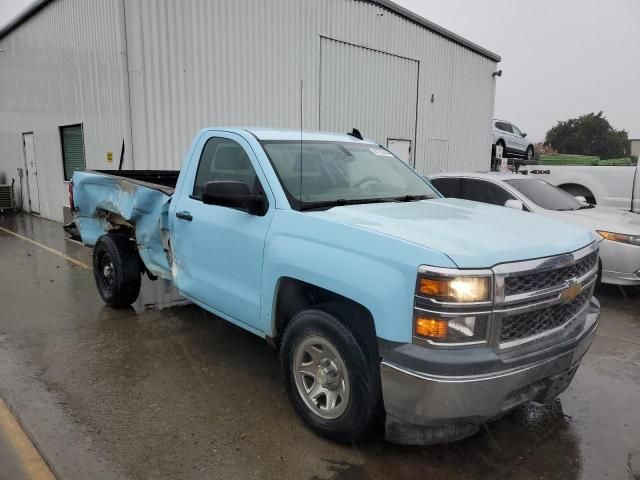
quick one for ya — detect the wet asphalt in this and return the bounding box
[0,213,639,480]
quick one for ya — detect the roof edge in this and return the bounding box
[0,0,52,41]
[0,0,501,63]
[367,0,501,62]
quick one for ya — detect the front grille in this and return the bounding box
[500,289,591,344]
[504,252,598,296]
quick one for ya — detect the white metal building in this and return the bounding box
[0,0,500,223]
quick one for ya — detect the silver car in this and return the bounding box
[492,119,535,162]
[430,172,640,286]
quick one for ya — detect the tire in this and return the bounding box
[493,140,506,171]
[525,145,534,162]
[280,308,381,443]
[93,232,142,308]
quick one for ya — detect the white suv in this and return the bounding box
[492,119,535,162]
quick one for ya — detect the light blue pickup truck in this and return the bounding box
[72,128,601,445]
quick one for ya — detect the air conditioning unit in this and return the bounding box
[0,184,15,212]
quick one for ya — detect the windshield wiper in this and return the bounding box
[578,204,595,209]
[392,194,432,202]
[300,197,399,211]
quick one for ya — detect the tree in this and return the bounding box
[544,112,630,159]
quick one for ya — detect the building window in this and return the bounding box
[60,124,85,181]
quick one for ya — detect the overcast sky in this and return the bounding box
[2,0,639,141]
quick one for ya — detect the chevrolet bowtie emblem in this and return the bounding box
[561,282,581,302]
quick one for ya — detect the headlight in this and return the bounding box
[597,230,640,246]
[418,275,491,303]
[414,267,493,345]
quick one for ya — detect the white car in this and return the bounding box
[430,172,640,286]
[492,119,535,162]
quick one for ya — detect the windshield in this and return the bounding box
[505,178,584,211]
[261,141,438,210]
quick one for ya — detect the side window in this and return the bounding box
[496,122,513,134]
[464,179,515,207]
[511,124,522,137]
[431,177,462,198]
[192,137,259,199]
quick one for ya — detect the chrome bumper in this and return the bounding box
[381,298,600,445]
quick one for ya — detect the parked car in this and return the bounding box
[72,128,600,445]
[492,119,535,162]
[430,172,640,286]
[521,163,640,210]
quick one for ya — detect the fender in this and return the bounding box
[260,210,456,343]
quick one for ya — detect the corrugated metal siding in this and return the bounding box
[0,0,497,222]
[0,0,129,222]
[319,37,419,163]
[126,0,497,174]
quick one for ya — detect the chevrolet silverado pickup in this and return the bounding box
[72,128,601,445]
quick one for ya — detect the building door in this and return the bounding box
[22,133,40,214]
[387,139,411,163]
[320,37,419,165]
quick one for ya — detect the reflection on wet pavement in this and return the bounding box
[0,213,639,480]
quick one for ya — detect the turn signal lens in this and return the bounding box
[597,230,640,246]
[414,313,489,343]
[418,276,490,302]
[415,316,448,339]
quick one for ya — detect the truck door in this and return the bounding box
[170,133,274,333]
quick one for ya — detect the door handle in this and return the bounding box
[175,211,193,221]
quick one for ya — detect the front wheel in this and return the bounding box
[93,232,142,308]
[280,309,380,443]
[526,145,534,162]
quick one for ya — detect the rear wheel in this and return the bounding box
[93,232,142,308]
[280,308,380,443]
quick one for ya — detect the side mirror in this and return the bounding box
[574,195,587,204]
[504,199,524,211]
[202,181,268,216]
[522,132,527,138]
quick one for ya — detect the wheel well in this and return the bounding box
[95,210,150,276]
[272,278,378,354]
[558,183,596,204]
[97,209,136,239]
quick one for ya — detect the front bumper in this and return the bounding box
[601,268,640,286]
[599,239,640,286]
[381,298,600,445]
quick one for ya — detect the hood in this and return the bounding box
[312,198,595,268]
[544,206,640,236]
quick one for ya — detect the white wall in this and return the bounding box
[125,0,498,173]
[0,0,498,222]
[0,0,131,222]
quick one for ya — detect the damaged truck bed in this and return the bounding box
[71,169,179,279]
